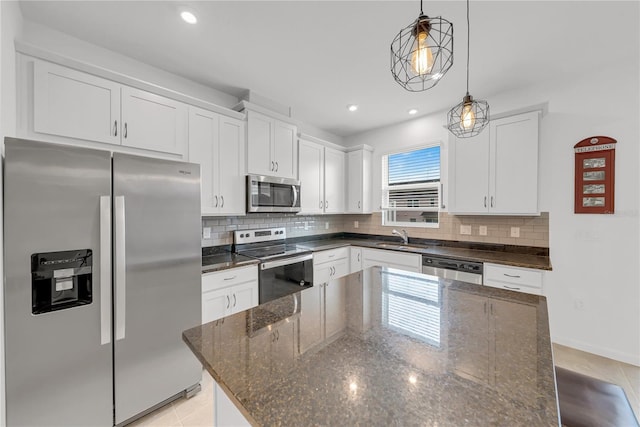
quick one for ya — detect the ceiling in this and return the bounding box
[18,1,638,138]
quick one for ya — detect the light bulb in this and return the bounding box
[410,32,434,76]
[460,103,475,130]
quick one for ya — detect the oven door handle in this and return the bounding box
[261,253,313,270]
[291,185,298,208]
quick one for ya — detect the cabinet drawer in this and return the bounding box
[202,265,258,293]
[314,247,349,265]
[484,263,543,289]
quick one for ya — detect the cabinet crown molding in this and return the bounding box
[234,100,297,125]
[298,133,347,152]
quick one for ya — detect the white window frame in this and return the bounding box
[381,142,441,228]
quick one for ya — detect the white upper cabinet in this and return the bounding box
[346,147,373,213]
[323,147,346,214]
[121,87,187,156]
[34,61,121,145]
[247,110,297,179]
[298,137,346,214]
[298,138,325,214]
[188,106,245,216]
[32,60,188,157]
[448,111,540,215]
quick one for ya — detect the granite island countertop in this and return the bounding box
[183,267,559,426]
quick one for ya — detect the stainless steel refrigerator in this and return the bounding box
[3,137,202,426]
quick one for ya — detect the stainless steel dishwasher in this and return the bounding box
[422,256,483,284]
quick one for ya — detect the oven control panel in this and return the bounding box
[234,227,287,244]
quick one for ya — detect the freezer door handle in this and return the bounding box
[100,196,112,345]
[115,196,126,341]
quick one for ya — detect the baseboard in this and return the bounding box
[552,336,640,367]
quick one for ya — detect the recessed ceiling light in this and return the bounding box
[181,11,197,24]
[347,104,358,112]
[408,109,418,115]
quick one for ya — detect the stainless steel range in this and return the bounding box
[234,228,313,304]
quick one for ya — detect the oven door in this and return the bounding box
[247,175,301,213]
[259,254,313,304]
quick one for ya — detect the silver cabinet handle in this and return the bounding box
[325,200,328,209]
[483,301,487,314]
[276,330,280,341]
[223,276,236,281]
[124,122,128,139]
[226,295,230,309]
[233,293,236,307]
[220,195,224,208]
[271,161,275,171]
[271,332,276,342]
[115,196,126,341]
[328,254,335,258]
[484,196,487,208]
[491,196,494,207]
[358,200,361,209]
[504,285,520,290]
[99,196,112,345]
[503,274,521,278]
[214,195,218,207]
[113,120,118,137]
[357,253,360,262]
[275,161,279,172]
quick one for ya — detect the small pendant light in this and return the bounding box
[390,0,454,92]
[447,0,489,137]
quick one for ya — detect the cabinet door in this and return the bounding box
[350,247,362,273]
[33,61,120,145]
[298,285,324,354]
[273,120,297,179]
[188,107,217,213]
[202,288,230,324]
[449,131,490,213]
[324,147,346,213]
[347,150,363,213]
[325,278,347,338]
[448,291,490,383]
[489,112,539,214]
[298,139,325,214]
[313,263,332,285]
[229,280,259,314]
[121,86,187,156]
[491,299,538,405]
[218,116,246,215]
[246,111,273,176]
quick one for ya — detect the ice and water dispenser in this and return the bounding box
[31,249,93,314]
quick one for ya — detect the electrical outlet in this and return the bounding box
[479,225,487,236]
[304,221,309,231]
[325,222,329,230]
[354,221,359,229]
[574,298,585,311]
[510,227,520,238]
[202,227,211,239]
[460,225,471,235]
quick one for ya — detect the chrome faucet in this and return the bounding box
[392,229,409,244]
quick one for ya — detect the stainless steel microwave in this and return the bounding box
[247,175,301,213]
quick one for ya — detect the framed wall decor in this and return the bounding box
[574,136,616,214]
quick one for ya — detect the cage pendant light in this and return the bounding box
[447,0,489,137]
[390,0,453,92]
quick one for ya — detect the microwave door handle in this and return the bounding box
[292,185,298,208]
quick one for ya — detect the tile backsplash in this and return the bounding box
[202,212,549,248]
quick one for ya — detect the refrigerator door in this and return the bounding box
[113,153,202,424]
[3,138,113,426]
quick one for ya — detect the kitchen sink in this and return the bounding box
[375,242,427,251]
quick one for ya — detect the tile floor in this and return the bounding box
[132,343,639,426]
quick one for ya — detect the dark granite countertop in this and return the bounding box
[201,247,259,274]
[183,267,559,426]
[294,236,553,270]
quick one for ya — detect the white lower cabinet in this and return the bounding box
[361,248,422,273]
[349,247,363,273]
[201,265,259,324]
[483,263,543,295]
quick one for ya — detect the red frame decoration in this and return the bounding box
[574,136,616,214]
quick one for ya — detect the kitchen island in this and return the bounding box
[183,267,559,426]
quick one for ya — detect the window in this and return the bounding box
[382,144,441,227]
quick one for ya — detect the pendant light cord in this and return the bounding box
[466,0,470,95]
[420,0,423,15]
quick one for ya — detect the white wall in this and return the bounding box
[346,59,640,365]
[1,3,24,424]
